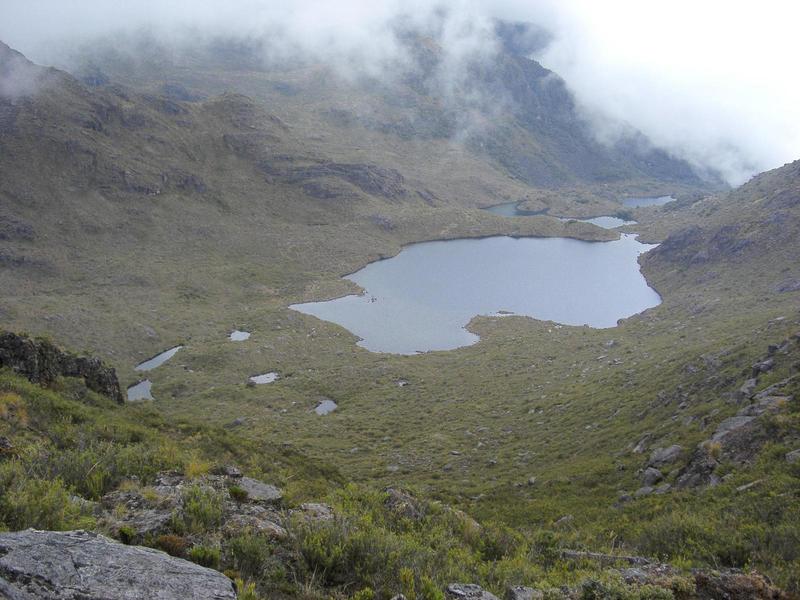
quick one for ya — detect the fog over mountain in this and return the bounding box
[1,0,797,185]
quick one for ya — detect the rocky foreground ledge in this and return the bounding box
[0,529,236,599]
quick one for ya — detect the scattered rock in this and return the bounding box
[693,568,791,599]
[446,583,500,600]
[773,279,800,293]
[505,586,544,600]
[642,467,663,486]
[237,477,283,505]
[615,494,632,507]
[647,445,682,468]
[223,513,287,540]
[0,529,236,599]
[736,479,764,493]
[634,486,653,498]
[218,465,243,478]
[654,483,672,494]
[554,514,574,526]
[0,436,13,453]
[385,488,424,520]
[712,416,756,442]
[786,449,800,464]
[632,434,651,454]
[737,378,758,400]
[527,476,537,486]
[298,502,335,521]
[751,358,775,377]
[675,446,720,489]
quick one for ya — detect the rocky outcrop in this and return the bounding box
[504,586,544,600]
[647,445,683,468]
[237,476,283,505]
[385,487,425,520]
[0,529,236,599]
[99,471,285,544]
[446,583,500,600]
[0,331,122,403]
[259,161,407,200]
[693,569,791,600]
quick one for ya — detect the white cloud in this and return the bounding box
[0,0,797,184]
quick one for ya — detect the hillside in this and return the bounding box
[0,35,799,600]
[0,337,795,599]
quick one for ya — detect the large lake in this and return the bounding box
[291,234,661,354]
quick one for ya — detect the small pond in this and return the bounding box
[249,372,279,384]
[315,399,338,415]
[127,380,153,402]
[135,345,183,371]
[484,201,546,217]
[291,234,661,354]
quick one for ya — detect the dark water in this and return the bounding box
[291,234,661,354]
[127,379,153,402]
[484,202,546,217]
[559,216,637,229]
[622,196,675,208]
[485,203,635,229]
[134,345,183,371]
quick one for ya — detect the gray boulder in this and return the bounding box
[647,445,682,468]
[786,449,800,464]
[505,586,544,600]
[737,378,757,400]
[0,529,236,599]
[675,446,721,489]
[237,477,283,505]
[446,583,500,600]
[711,416,755,441]
[642,467,663,486]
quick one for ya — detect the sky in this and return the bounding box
[1,0,798,185]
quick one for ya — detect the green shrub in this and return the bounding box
[228,534,271,580]
[419,576,444,600]
[352,588,375,600]
[182,486,223,533]
[235,579,260,600]
[155,534,188,557]
[118,525,136,545]
[0,467,85,531]
[228,485,248,503]
[189,544,221,569]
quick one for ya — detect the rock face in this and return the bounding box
[446,583,500,600]
[505,586,544,600]
[0,331,122,403]
[237,476,283,505]
[647,445,682,468]
[100,471,285,544]
[0,529,236,599]
[642,467,663,486]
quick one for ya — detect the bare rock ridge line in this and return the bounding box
[0,331,122,403]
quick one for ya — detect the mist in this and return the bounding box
[1,0,797,185]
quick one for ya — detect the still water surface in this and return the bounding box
[291,234,660,354]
